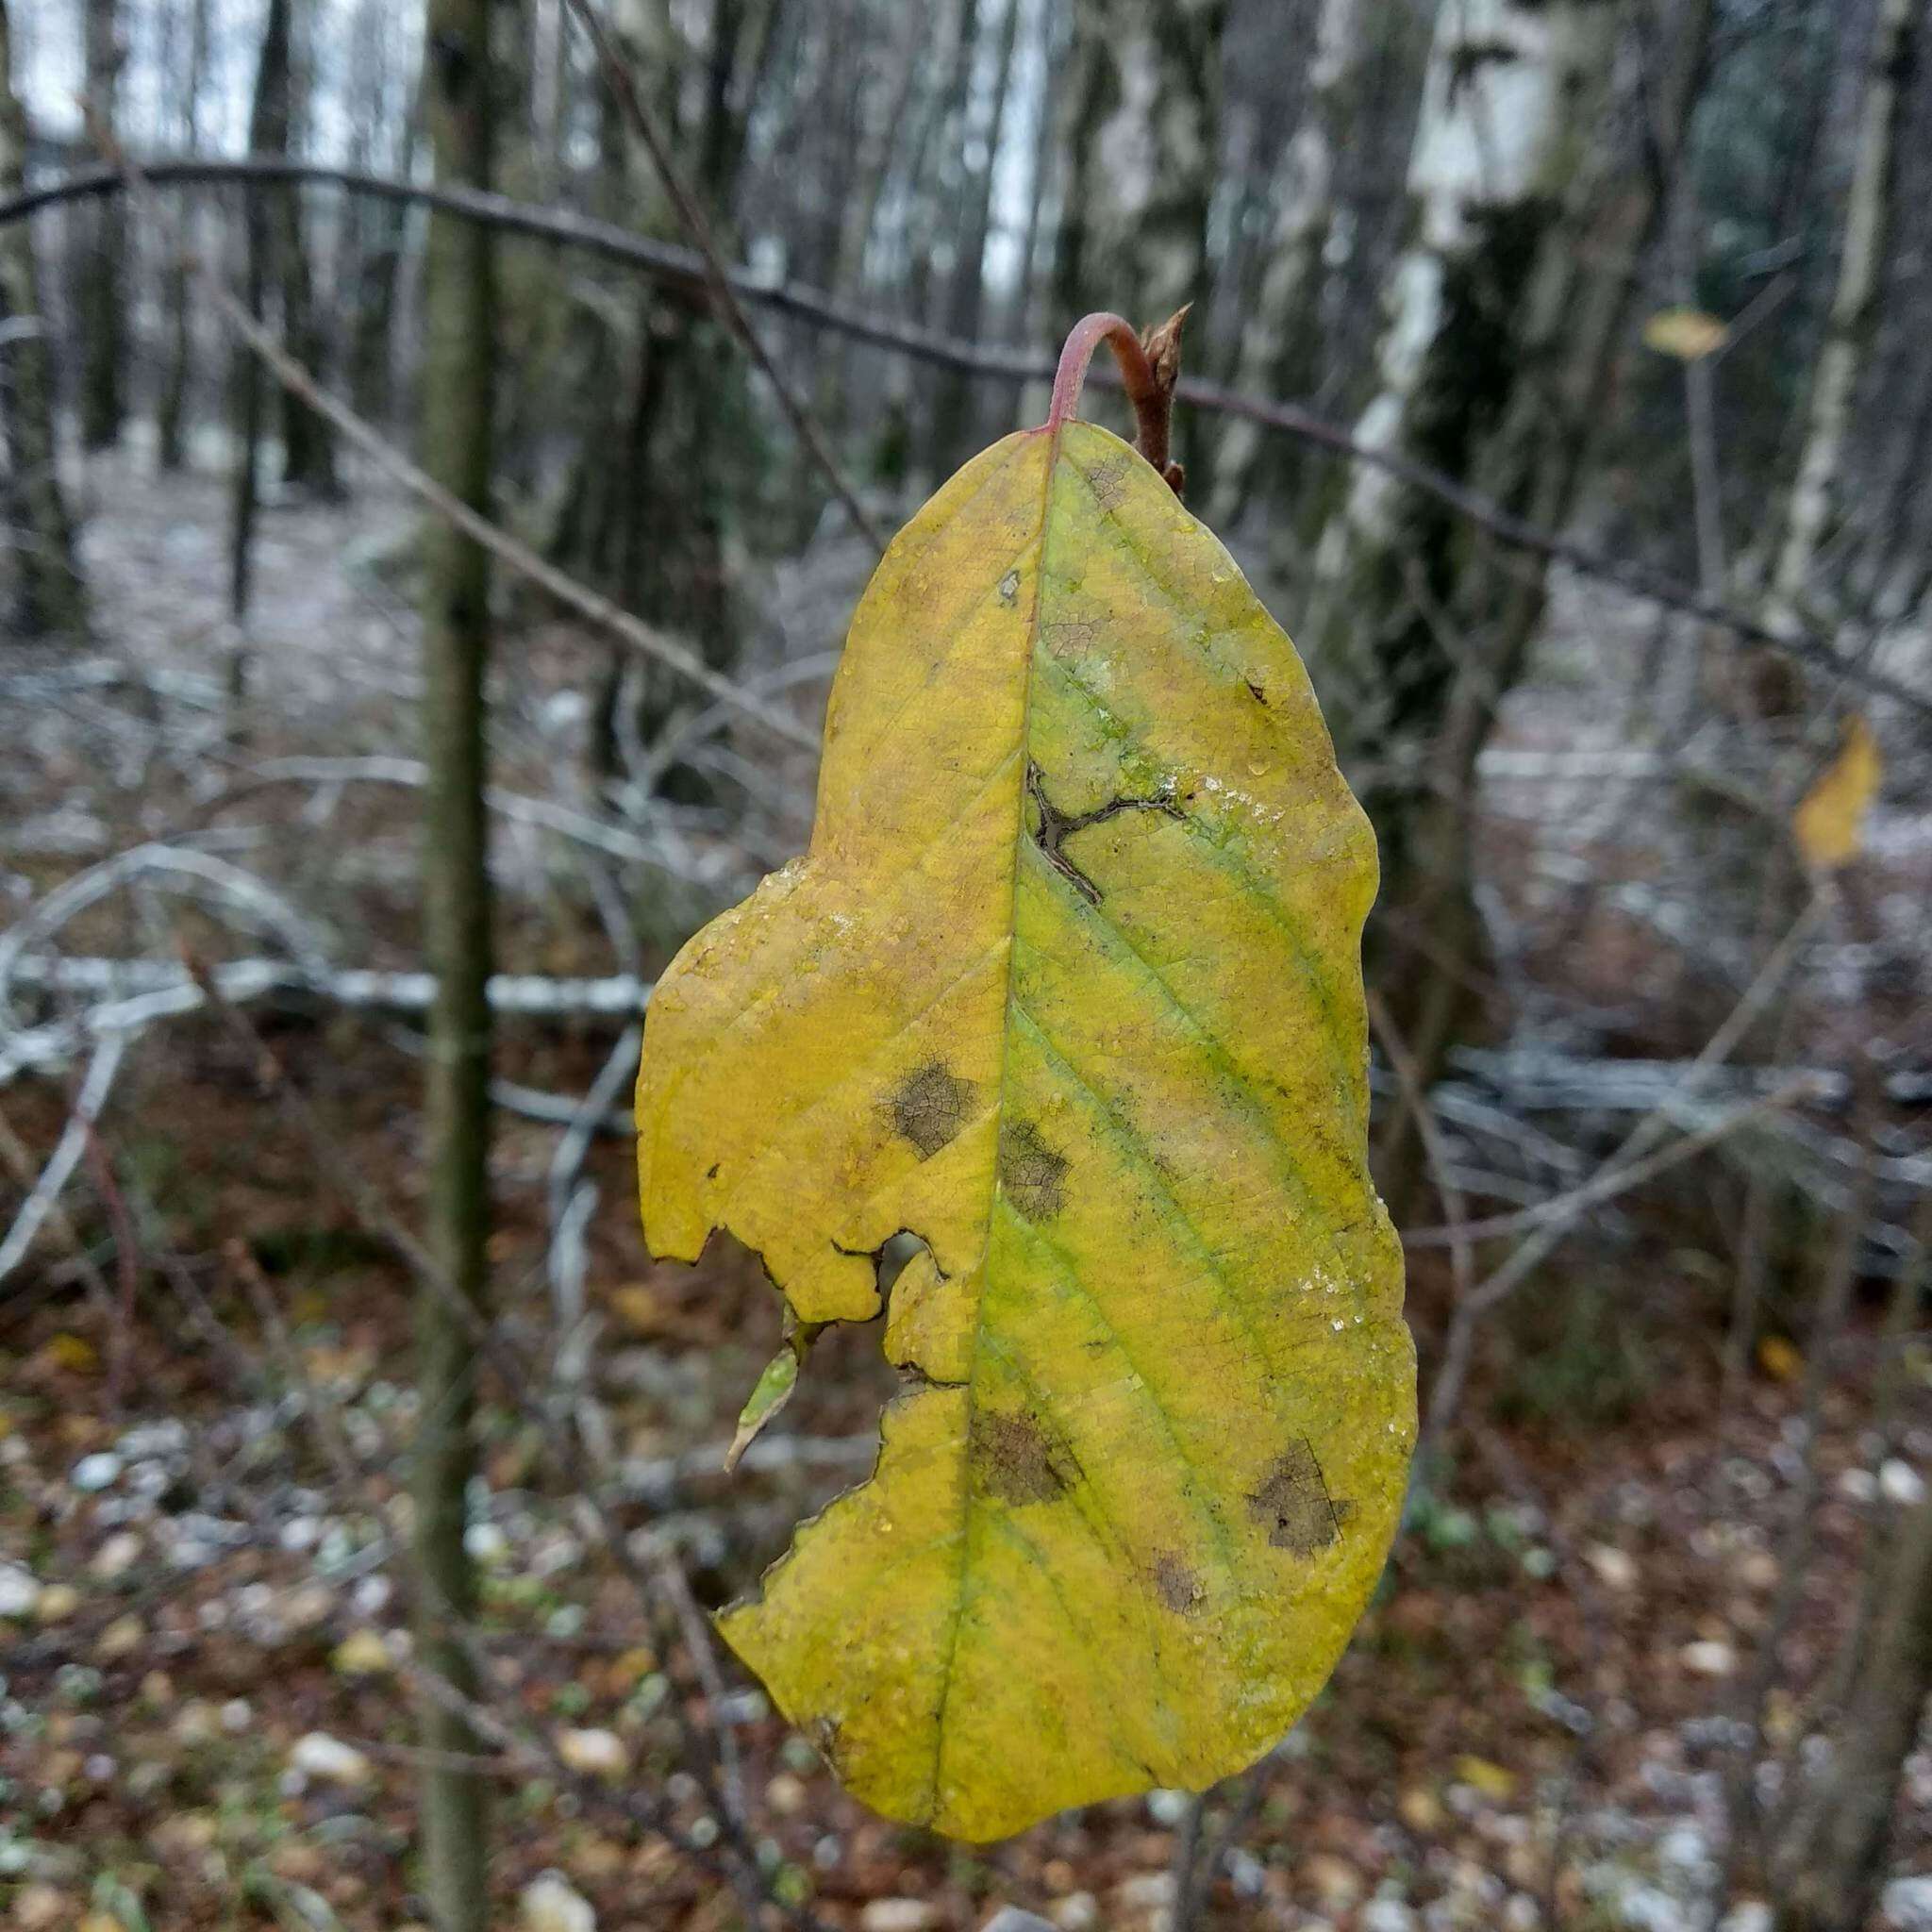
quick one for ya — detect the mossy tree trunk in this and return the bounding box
[1295,0,1715,1201]
[410,0,501,1918]
[0,0,87,640]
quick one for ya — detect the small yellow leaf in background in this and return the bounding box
[1792,715,1880,871]
[42,1334,99,1375]
[1452,1755,1519,1801]
[638,409,1413,1839]
[331,1629,394,1676]
[1757,1334,1802,1383]
[608,1284,667,1334]
[1399,1784,1447,1833]
[724,1335,808,1473]
[604,1645,657,1694]
[1642,307,1727,360]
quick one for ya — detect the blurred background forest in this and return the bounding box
[2,0,1931,1927]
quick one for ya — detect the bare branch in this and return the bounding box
[0,1034,126,1284]
[7,157,1927,721]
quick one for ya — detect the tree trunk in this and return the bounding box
[347,97,421,428]
[833,2,924,308]
[76,0,124,452]
[1051,0,1224,473]
[926,0,1022,477]
[275,192,339,495]
[1762,0,1915,640]
[1294,0,1715,1201]
[0,0,88,640]
[411,0,499,1916]
[229,0,291,628]
[1772,1478,1932,1932]
[697,0,788,212]
[1208,0,1370,527]
[273,0,340,495]
[1051,0,1224,321]
[156,0,210,472]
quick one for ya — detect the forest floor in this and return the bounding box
[2,454,1929,1932]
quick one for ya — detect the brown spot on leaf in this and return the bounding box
[998,1119,1069,1221]
[975,1410,1068,1505]
[891,1062,973,1159]
[1248,1440,1342,1557]
[1152,1551,1202,1614]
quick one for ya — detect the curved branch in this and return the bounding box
[4,158,1927,723]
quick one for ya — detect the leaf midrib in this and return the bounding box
[924,423,1064,1822]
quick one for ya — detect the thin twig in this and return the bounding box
[159,1238,774,1913]
[1407,897,1824,1251]
[0,1034,127,1286]
[1420,1070,1824,1457]
[0,1104,115,1316]
[1369,990,1474,1303]
[1406,1072,1824,1250]
[79,1127,141,1410]
[8,158,1926,720]
[178,955,795,1924]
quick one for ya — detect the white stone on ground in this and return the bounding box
[289,1733,373,1787]
[555,1727,627,1776]
[522,1873,596,1932]
[859,1902,941,1932]
[1885,1874,1932,1931]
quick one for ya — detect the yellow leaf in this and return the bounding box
[1792,715,1880,871]
[331,1629,394,1676]
[42,1333,98,1374]
[724,1322,819,1473]
[1453,1754,1518,1801]
[1757,1334,1802,1383]
[1399,1784,1446,1833]
[608,1284,667,1334]
[1642,307,1727,360]
[606,1645,657,1692]
[637,414,1414,1840]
